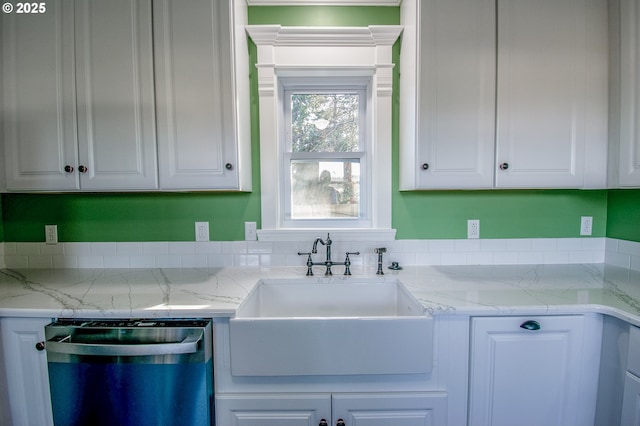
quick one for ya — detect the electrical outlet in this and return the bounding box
[45,225,58,245]
[580,216,593,236]
[467,219,480,239]
[244,222,257,241]
[195,222,209,242]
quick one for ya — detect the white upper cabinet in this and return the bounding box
[74,0,158,191]
[496,0,608,188]
[400,0,496,189]
[400,0,608,190]
[2,0,157,191]
[2,0,250,192]
[154,0,251,190]
[2,1,78,191]
[611,0,640,187]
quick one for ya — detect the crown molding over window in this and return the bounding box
[246,25,402,242]
[246,0,401,6]
[245,25,403,46]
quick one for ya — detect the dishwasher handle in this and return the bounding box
[45,332,203,357]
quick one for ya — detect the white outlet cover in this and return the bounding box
[467,219,480,239]
[245,222,257,241]
[45,225,58,245]
[580,216,593,236]
[195,222,209,242]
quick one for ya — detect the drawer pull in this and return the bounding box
[520,320,541,331]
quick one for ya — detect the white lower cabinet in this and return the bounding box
[621,372,640,426]
[0,317,53,426]
[468,315,601,426]
[621,325,640,425]
[216,392,447,426]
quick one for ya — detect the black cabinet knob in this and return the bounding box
[225,163,233,170]
[319,420,328,426]
[421,163,429,170]
[78,165,88,173]
[336,420,346,426]
[499,163,509,171]
[35,341,45,351]
[64,165,74,173]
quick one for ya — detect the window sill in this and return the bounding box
[257,228,397,242]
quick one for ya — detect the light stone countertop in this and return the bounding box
[0,263,639,326]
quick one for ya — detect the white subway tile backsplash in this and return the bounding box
[116,242,144,256]
[16,242,40,255]
[168,242,195,255]
[103,256,131,268]
[4,255,28,268]
[427,239,455,252]
[0,237,635,270]
[619,240,640,256]
[28,255,53,269]
[143,242,169,255]
[65,243,91,256]
[77,256,104,269]
[506,239,533,251]
[90,243,117,256]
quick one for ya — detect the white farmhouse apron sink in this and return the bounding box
[229,278,433,376]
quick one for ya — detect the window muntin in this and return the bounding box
[282,83,370,228]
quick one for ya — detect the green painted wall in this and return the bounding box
[607,189,640,242]
[0,5,618,242]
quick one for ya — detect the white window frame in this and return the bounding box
[245,25,401,241]
[281,79,371,228]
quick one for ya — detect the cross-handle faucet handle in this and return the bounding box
[297,252,314,276]
[343,251,360,276]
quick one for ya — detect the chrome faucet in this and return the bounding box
[298,233,359,276]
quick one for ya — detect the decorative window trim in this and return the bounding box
[246,25,401,242]
[246,0,401,6]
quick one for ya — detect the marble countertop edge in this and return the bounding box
[0,264,639,327]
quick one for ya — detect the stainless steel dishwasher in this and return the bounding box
[45,319,214,426]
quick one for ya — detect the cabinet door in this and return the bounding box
[0,318,53,426]
[74,0,158,190]
[622,372,640,426]
[399,0,495,189]
[216,394,331,426]
[332,392,447,426]
[495,0,606,188]
[618,0,640,186]
[154,0,243,190]
[1,0,79,191]
[469,316,587,426]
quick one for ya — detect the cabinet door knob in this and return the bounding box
[35,341,45,351]
[319,420,328,426]
[64,165,74,173]
[499,162,509,171]
[225,163,233,170]
[336,420,346,426]
[421,163,429,170]
[78,165,88,173]
[520,320,541,331]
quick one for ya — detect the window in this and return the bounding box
[282,81,370,228]
[245,25,401,241]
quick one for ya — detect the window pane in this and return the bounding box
[290,159,360,219]
[291,93,360,153]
